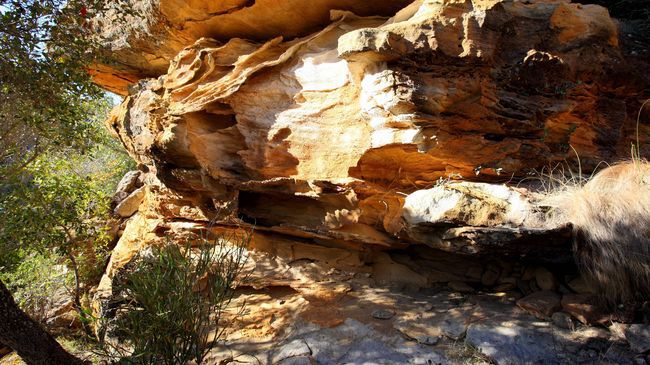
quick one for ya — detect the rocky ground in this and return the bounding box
[6,224,647,365]
[206,267,650,365]
[85,169,650,364]
[3,278,649,365]
[173,243,649,365]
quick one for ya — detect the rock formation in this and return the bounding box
[97,0,649,259]
[91,0,650,363]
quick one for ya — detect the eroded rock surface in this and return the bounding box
[90,0,650,363]
[92,0,414,93]
[95,0,650,264]
[201,259,641,365]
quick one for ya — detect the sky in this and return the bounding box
[106,91,123,106]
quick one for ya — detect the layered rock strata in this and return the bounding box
[91,1,650,362]
[99,0,648,263]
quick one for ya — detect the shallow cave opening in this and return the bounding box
[378,243,579,296]
[579,0,650,45]
[577,0,649,20]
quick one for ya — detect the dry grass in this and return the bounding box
[540,161,650,306]
[444,340,494,365]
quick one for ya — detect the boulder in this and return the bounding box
[403,183,539,227]
[481,264,501,287]
[561,293,609,325]
[516,291,561,319]
[113,187,145,218]
[535,267,557,291]
[112,170,142,205]
[567,276,595,294]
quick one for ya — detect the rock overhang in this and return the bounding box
[95,0,648,290]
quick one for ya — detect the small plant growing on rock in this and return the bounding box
[100,228,250,364]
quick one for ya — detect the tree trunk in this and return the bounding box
[67,253,93,337]
[0,278,86,365]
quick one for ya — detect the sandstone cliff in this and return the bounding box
[98,0,648,254]
[92,1,650,363]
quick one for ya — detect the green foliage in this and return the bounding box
[0,97,135,324]
[0,251,72,323]
[0,0,135,179]
[0,0,137,285]
[3,153,107,254]
[0,0,138,360]
[101,231,250,365]
[0,98,133,268]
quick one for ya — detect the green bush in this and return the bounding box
[0,251,72,323]
[0,97,135,330]
[101,230,250,365]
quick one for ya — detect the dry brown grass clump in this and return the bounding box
[545,161,650,306]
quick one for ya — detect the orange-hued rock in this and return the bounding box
[97,0,646,256]
[91,0,650,325]
[89,2,650,356]
[92,0,414,93]
[550,3,618,47]
[561,293,609,325]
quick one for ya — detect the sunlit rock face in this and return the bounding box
[91,0,414,93]
[95,0,649,284]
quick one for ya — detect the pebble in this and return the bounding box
[372,309,396,320]
[448,281,475,293]
[551,312,574,330]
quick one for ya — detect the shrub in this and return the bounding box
[0,96,135,336]
[101,229,250,365]
[0,251,71,324]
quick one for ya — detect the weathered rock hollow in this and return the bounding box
[95,0,650,302]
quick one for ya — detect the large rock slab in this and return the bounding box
[300,318,450,365]
[113,186,145,217]
[466,322,561,365]
[395,308,470,344]
[561,293,609,325]
[516,290,561,319]
[112,170,141,205]
[403,183,538,227]
[96,0,645,263]
[92,0,413,93]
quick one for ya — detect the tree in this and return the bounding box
[0,280,86,365]
[0,0,135,362]
[0,115,135,335]
[1,0,104,178]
